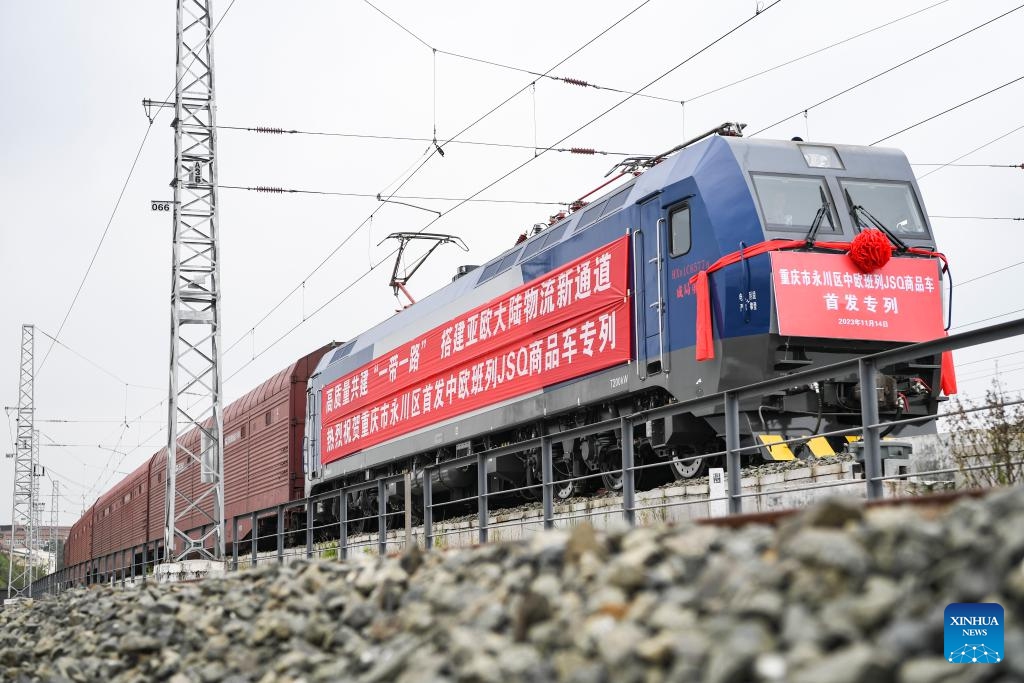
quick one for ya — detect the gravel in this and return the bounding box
[2,487,1023,682]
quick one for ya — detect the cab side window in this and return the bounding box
[669,205,691,257]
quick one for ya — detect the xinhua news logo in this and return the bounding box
[945,603,1004,664]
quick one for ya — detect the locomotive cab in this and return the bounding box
[649,136,947,466]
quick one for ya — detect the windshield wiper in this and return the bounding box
[804,186,832,247]
[844,188,908,253]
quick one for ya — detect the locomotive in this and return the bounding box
[305,123,952,520]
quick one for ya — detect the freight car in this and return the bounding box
[62,345,335,584]
[305,125,955,522]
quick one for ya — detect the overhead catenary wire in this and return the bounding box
[35,124,155,379]
[223,1,787,383]
[930,215,1023,221]
[916,123,1024,180]
[218,184,567,206]
[218,124,645,157]
[952,311,1024,331]
[390,0,954,110]
[682,0,954,104]
[958,261,1024,287]
[749,3,1024,137]
[872,73,1024,145]
[222,0,662,362]
[35,328,163,392]
[913,162,1024,168]
[420,2,787,230]
[372,0,660,206]
[955,348,1024,368]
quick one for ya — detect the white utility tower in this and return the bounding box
[7,324,35,598]
[31,429,43,573]
[165,0,225,561]
[50,479,59,569]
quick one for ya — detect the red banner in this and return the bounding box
[320,236,632,464]
[771,251,944,342]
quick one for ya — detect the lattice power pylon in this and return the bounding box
[7,324,35,599]
[50,479,59,569]
[165,0,225,562]
[30,429,43,576]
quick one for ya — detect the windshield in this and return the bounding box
[841,180,929,238]
[752,174,838,233]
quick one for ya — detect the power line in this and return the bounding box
[218,124,646,156]
[916,123,1024,180]
[435,50,682,106]
[378,0,663,206]
[223,2,787,383]
[959,361,1024,383]
[357,0,681,107]
[956,348,1024,368]
[384,0,954,111]
[683,0,954,104]
[959,261,1024,287]
[222,0,662,362]
[35,123,155,378]
[427,2,786,228]
[361,0,432,50]
[913,162,1023,168]
[35,328,163,391]
[749,4,1024,137]
[218,184,566,206]
[35,418,166,424]
[221,215,375,357]
[952,311,1024,330]
[225,260,383,384]
[872,73,1024,145]
[930,215,1023,221]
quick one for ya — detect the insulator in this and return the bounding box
[254,186,285,193]
[570,147,595,155]
[569,200,589,212]
[254,126,284,134]
[548,211,567,225]
[561,77,589,88]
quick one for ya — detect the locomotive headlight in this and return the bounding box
[800,145,844,169]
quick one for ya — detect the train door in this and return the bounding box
[635,194,671,378]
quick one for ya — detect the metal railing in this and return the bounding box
[31,317,1024,597]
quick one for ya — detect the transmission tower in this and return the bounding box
[164,0,225,562]
[50,479,59,572]
[30,429,43,579]
[7,324,35,599]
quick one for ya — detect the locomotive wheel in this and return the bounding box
[599,445,625,492]
[670,446,709,480]
[669,442,720,480]
[553,462,585,500]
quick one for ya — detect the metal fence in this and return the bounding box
[29,317,1024,597]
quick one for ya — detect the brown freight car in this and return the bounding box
[61,344,336,584]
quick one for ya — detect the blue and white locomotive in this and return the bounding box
[304,123,950,513]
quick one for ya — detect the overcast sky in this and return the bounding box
[2,0,1022,525]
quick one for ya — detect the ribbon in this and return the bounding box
[941,350,957,395]
[686,239,954,394]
